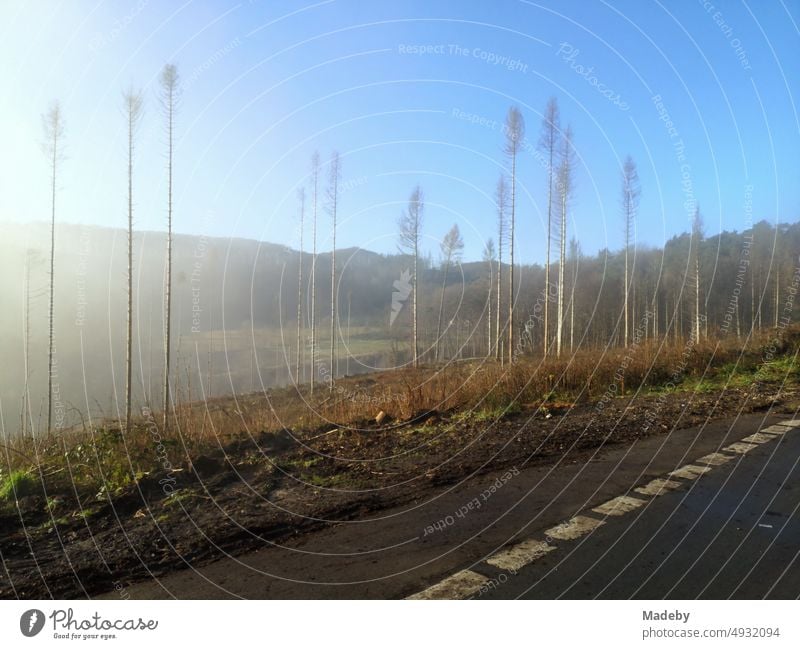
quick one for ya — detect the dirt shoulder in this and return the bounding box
[1,379,797,599]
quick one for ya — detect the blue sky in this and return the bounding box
[1,0,798,263]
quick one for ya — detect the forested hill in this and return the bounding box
[0,218,797,433]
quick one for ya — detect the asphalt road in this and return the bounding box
[478,418,800,599]
[101,410,800,599]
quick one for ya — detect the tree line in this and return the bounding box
[27,87,797,435]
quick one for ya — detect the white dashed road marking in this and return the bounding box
[407,569,488,600]
[696,452,736,466]
[741,432,779,444]
[669,464,712,480]
[635,478,684,496]
[592,495,648,517]
[486,539,555,572]
[762,425,792,434]
[545,515,605,541]
[723,441,759,454]
[407,422,798,599]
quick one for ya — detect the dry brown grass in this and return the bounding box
[2,327,797,503]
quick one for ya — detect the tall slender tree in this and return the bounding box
[398,186,424,368]
[310,151,320,396]
[568,236,580,351]
[495,175,508,363]
[42,101,64,434]
[295,187,305,383]
[621,155,640,347]
[123,88,144,432]
[503,107,524,363]
[23,248,41,436]
[435,223,464,361]
[556,125,575,357]
[327,151,341,387]
[483,238,496,357]
[692,206,704,342]
[159,63,179,431]
[538,98,560,357]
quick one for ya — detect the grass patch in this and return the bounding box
[0,470,38,501]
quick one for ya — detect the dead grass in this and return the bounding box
[2,328,797,506]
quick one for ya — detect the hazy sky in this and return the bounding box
[1,0,798,262]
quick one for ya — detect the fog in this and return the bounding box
[0,221,399,436]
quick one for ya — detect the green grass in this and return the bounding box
[0,470,38,501]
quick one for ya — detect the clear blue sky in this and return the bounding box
[1,0,798,263]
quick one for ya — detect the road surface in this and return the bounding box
[100,411,800,599]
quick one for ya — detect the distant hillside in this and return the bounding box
[1,218,797,434]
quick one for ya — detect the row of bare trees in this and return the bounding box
[295,151,343,393]
[392,97,711,367]
[40,64,179,434]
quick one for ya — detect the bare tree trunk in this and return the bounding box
[538,99,559,358]
[23,251,36,436]
[692,208,703,343]
[694,255,700,342]
[328,152,340,387]
[758,271,762,329]
[487,259,493,357]
[160,64,178,432]
[398,187,424,368]
[435,258,450,362]
[569,284,575,352]
[124,89,143,433]
[508,151,515,364]
[496,194,504,363]
[621,157,639,348]
[346,290,352,376]
[624,244,629,347]
[295,188,305,383]
[557,188,566,357]
[413,233,418,368]
[310,152,320,396]
[44,103,63,435]
[504,108,523,363]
